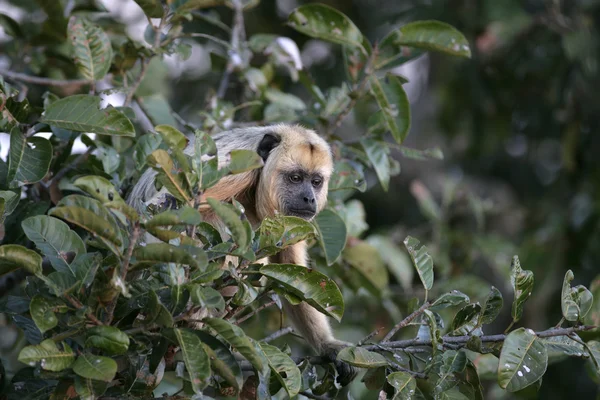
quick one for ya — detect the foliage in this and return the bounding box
[0,1,598,399]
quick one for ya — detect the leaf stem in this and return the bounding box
[64,294,103,325]
[234,300,276,325]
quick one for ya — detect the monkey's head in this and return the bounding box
[255,124,333,221]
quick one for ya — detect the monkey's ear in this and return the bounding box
[257,132,281,161]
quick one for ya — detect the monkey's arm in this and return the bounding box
[273,243,358,386]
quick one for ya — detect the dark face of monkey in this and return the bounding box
[280,169,324,219]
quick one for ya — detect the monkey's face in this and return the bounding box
[279,168,327,220]
[255,125,333,221]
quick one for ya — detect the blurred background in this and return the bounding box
[1,0,600,398]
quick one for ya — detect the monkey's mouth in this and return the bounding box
[286,208,316,220]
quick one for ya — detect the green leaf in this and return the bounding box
[387,371,416,399]
[49,205,122,255]
[561,270,579,321]
[68,16,113,80]
[436,350,467,393]
[174,0,225,13]
[147,149,192,203]
[7,127,53,185]
[0,82,31,130]
[510,255,534,324]
[169,328,211,393]
[265,88,306,110]
[360,138,391,191]
[404,236,434,292]
[41,95,135,137]
[145,206,203,228]
[258,215,316,256]
[85,326,130,355]
[134,133,163,169]
[0,244,43,277]
[497,328,548,392]
[572,284,593,320]
[73,176,124,203]
[144,290,174,327]
[18,340,75,372]
[366,235,414,292]
[260,343,302,397]
[480,286,503,325]
[343,241,389,294]
[328,160,366,192]
[155,124,188,150]
[287,4,364,50]
[29,295,63,334]
[450,303,482,335]
[73,354,117,382]
[369,74,411,144]
[227,149,264,174]
[313,209,347,266]
[134,0,164,18]
[207,198,250,251]
[0,190,20,219]
[337,347,388,368]
[259,264,344,322]
[388,20,471,59]
[74,376,108,399]
[430,290,470,311]
[133,243,204,268]
[192,330,244,391]
[21,215,86,275]
[203,318,269,375]
[188,285,225,312]
[0,13,23,37]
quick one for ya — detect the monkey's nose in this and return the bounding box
[303,196,315,204]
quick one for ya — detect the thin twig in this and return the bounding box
[0,69,93,87]
[382,301,431,342]
[388,360,428,379]
[358,327,384,346]
[217,0,245,99]
[64,294,103,325]
[234,300,276,325]
[262,327,294,343]
[42,147,94,189]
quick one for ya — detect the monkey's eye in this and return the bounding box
[289,174,302,183]
[312,178,322,188]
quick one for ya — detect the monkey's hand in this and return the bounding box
[321,340,359,387]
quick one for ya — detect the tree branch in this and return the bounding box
[234,300,276,325]
[367,325,595,351]
[64,294,103,325]
[382,301,431,342]
[0,69,93,87]
[217,0,245,99]
[262,326,294,343]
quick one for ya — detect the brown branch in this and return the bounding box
[234,300,276,325]
[42,147,94,190]
[382,301,431,342]
[124,58,151,107]
[64,294,103,325]
[368,325,596,351]
[0,69,93,87]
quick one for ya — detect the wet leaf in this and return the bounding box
[18,340,75,372]
[498,328,547,392]
[73,354,117,382]
[369,74,411,144]
[387,371,416,399]
[404,236,434,292]
[85,326,130,355]
[480,286,503,325]
[430,290,470,311]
